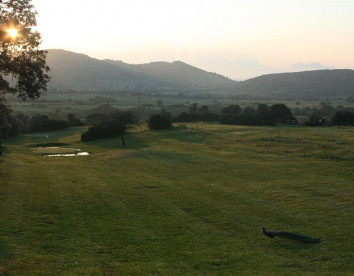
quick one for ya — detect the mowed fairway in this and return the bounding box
[1,123,353,275]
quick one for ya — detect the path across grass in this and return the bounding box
[1,124,353,275]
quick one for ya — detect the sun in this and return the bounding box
[7,28,18,39]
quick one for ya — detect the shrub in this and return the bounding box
[331,111,354,126]
[26,115,69,133]
[148,114,172,130]
[81,109,136,145]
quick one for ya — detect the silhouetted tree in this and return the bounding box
[67,113,83,126]
[173,104,218,122]
[331,111,354,126]
[148,113,172,130]
[0,101,10,153]
[220,104,241,124]
[111,110,136,146]
[256,104,275,125]
[173,111,193,122]
[229,114,262,125]
[86,113,110,126]
[26,114,68,132]
[221,105,241,116]
[81,109,136,146]
[269,104,293,122]
[0,0,49,154]
[304,113,326,126]
[196,105,219,121]
[188,103,198,120]
[241,106,257,116]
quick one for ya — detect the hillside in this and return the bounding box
[46,50,354,98]
[46,49,235,91]
[234,69,354,98]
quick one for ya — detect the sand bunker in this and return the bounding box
[45,152,90,157]
[31,145,90,157]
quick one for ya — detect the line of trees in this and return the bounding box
[2,102,353,151]
[171,103,354,126]
[2,112,83,138]
[171,103,296,126]
[307,110,354,126]
[220,103,296,126]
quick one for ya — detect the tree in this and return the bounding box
[196,105,219,121]
[269,104,293,123]
[0,100,10,154]
[67,113,83,126]
[188,103,198,120]
[331,111,354,126]
[148,113,172,130]
[220,104,241,124]
[304,113,326,126]
[111,109,136,146]
[81,110,136,146]
[0,0,49,154]
[256,104,275,124]
[0,0,49,99]
[221,105,241,116]
[86,113,110,126]
[173,111,192,122]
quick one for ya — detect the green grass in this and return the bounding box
[1,124,353,275]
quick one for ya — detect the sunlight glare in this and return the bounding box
[7,28,18,39]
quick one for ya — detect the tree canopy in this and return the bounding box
[1,0,49,153]
[0,0,50,100]
[81,109,136,146]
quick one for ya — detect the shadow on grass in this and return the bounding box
[133,149,197,164]
[83,133,150,150]
[151,125,209,144]
[277,240,321,251]
[27,142,70,148]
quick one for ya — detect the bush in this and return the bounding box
[81,109,136,145]
[331,111,354,126]
[148,114,172,130]
[26,115,69,133]
[303,113,327,126]
[269,104,293,122]
[229,114,263,126]
[81,121,118,141]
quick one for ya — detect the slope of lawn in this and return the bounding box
[1,123,353,275]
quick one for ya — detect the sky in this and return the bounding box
[31,0,354,80]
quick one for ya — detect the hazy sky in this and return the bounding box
[32,0,354,80]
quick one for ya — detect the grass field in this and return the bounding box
[1,123,353,275]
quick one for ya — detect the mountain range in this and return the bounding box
[46,49,235,91]
[46,49,354,98]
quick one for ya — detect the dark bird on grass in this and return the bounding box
[262,227,320,243]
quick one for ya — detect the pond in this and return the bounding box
[30,144,90,157]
